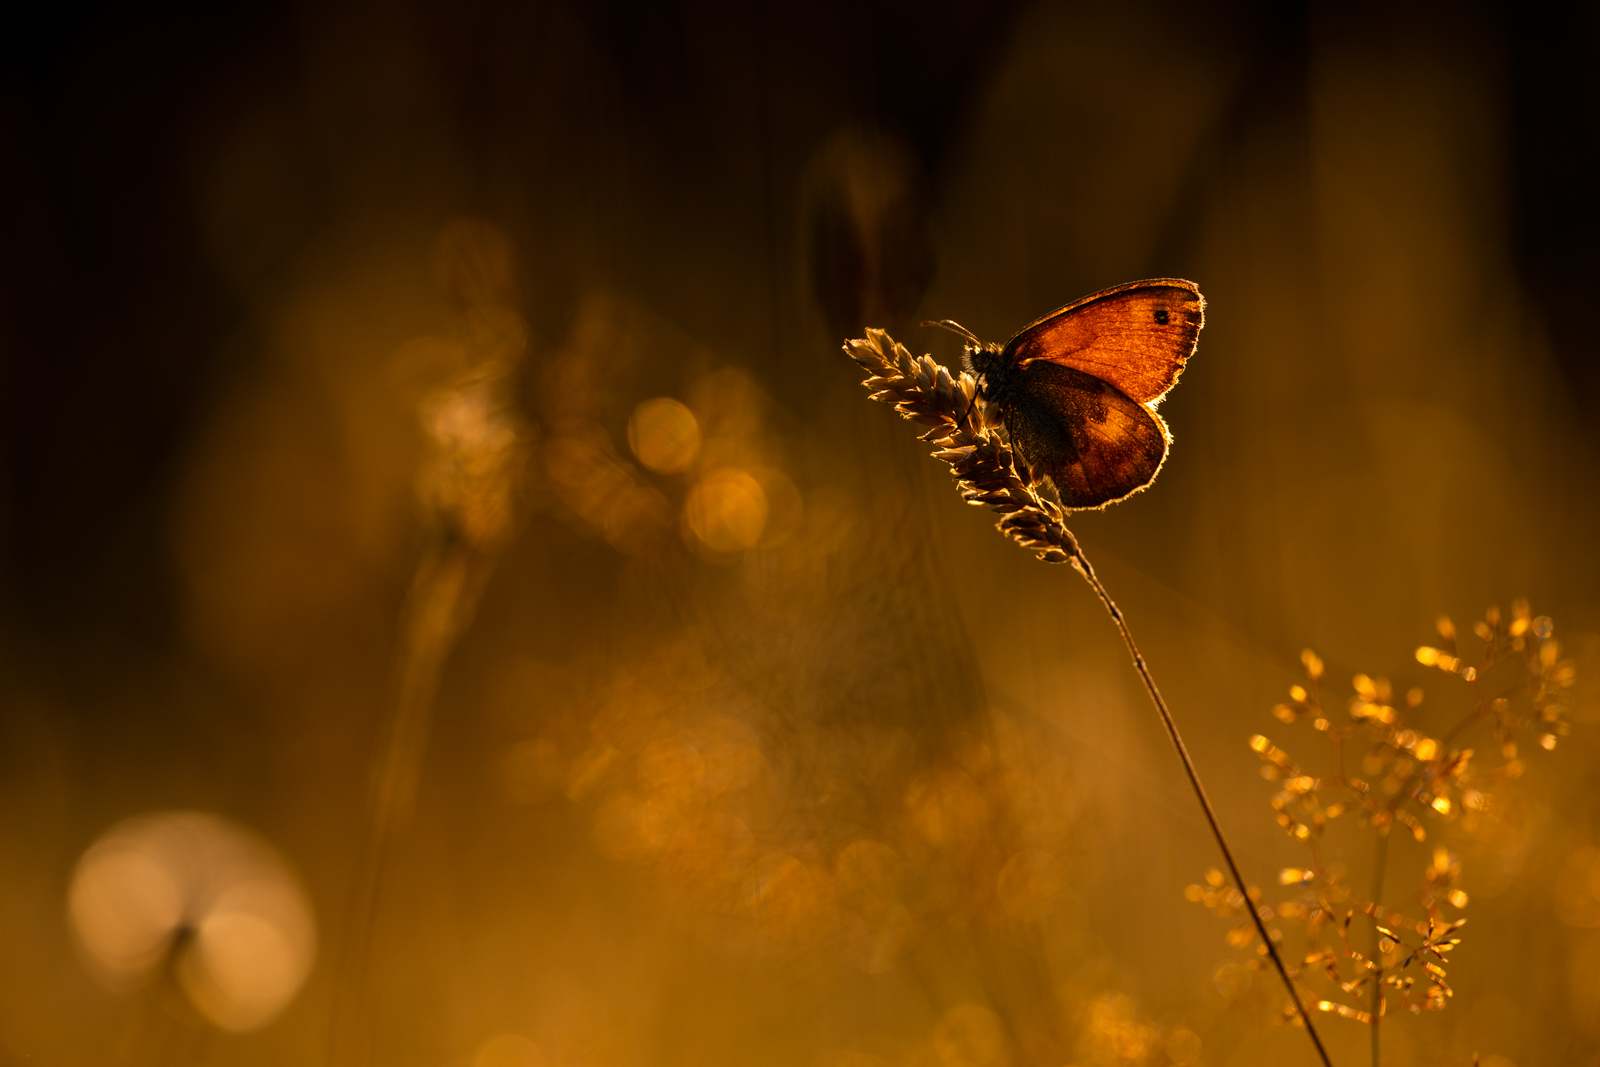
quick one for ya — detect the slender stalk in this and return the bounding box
[842,329,1334,1063]
[1070,549,1335,1067]
[329,544,490,1067]
[1370,830,1390,1067]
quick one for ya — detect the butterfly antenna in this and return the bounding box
[921,319,981,347]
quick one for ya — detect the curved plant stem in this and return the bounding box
[1070,549,1335,1067]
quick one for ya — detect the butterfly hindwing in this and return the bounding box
[1001,279,1203,404]
[1003,362,1168,509]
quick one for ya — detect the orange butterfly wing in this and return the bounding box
[1000,279,1204,404]
[1003,362,1170,509]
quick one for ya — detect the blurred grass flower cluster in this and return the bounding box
[1190,600,1575,1057]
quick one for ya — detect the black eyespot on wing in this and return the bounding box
[1001,279,1203,404]
[1153,308,1169,325]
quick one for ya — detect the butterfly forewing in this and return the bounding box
[1001,279,1203,404]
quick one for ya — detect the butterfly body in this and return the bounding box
[947,278,1204,510]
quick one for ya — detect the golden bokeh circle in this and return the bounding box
[629,397,701,474]
[685,468,768,553]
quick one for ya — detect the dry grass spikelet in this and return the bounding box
[844,328,1082,566]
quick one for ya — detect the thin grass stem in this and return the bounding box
[844,328,1335,1066]
[1069,553,1335,1067]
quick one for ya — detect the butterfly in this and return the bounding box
[926,278,1204,510]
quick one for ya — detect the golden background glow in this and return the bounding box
[0,3,1597,1066]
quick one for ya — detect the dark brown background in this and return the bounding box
[2,1,1598,1065]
